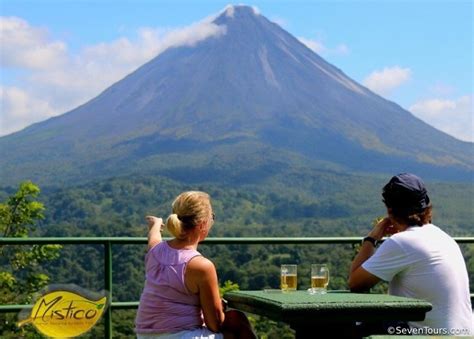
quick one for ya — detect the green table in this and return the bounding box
[223,290,432,338]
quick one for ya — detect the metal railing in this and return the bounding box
[1,236,473,338]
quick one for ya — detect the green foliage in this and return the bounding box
[0,181,44,237]
[0,181,62,337]
[219,280,240,297]
[251,316,294,339]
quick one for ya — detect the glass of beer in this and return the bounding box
[280,264,297,291]
[310,264,329,294]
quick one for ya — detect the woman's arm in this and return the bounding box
[146,216,163,250]
[185,256,225,332]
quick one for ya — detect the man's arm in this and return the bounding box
[348,241,381,291]
[348,217,393,291]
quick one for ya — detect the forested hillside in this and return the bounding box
[1,174,473,337]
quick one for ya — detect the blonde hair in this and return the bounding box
[166,191,211,240]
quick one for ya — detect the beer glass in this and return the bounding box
[310,264,329,294]
[280,264,297,291]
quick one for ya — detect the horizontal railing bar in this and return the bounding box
[1,236,473,245]
[0,304,30,312]
[203,237,364,244]
[111,301,140,309]
[452,237,474,243]
[0,237,147,245]
[0,301,140,313]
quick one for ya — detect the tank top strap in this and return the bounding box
[151,241,201,265]
[179,247,202,263]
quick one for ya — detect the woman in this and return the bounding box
[135,191,255,339]
[349,173,473,335]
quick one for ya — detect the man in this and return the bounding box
[349,173,472,335]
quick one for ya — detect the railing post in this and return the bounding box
[104,240,113,339]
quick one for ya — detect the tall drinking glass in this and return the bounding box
[280,264,297,291]
[310,264,329,294]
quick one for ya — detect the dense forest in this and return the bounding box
[1,173,473,338]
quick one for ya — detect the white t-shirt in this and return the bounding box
[362,224,473,335]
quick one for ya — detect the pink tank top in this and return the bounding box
[135,241,203,334]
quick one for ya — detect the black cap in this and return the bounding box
[382,173,430,215]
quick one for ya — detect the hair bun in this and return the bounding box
[166,214,183,238]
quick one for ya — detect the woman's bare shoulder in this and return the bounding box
[187,255,216,273]
[185,256,217,294]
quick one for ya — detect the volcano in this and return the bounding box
[1,5,472,186]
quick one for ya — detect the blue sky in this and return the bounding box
[1,0,472,141]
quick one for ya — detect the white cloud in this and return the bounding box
[298,37,326,54]
[363,66,411,96]
[80,21,226,68]
[0,17,67,70]
[334,44,349,55]
[223,4,260,18]
[250,6,260,15]
[428,83,455,96]
[409,95,473,142]
[0,86,55,135]
[225,5,235,17]
[298,37,349,56]
[411,98,456,114]
[0,16,226,136]
[159,22,226,50]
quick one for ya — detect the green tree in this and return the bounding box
[0,181,62,338]
[219,280,240,296]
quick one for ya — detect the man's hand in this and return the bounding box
[368,217,395,240]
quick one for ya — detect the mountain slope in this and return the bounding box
[1,5,472,186]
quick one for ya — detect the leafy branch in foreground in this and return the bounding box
[0,181,62,337]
